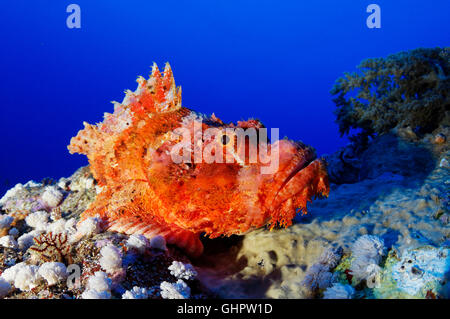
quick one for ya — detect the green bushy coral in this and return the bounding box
[331,47,449,138]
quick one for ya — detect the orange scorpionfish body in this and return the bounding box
[68,63,329,257]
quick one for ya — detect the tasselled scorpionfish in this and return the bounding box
[68,63,329,257]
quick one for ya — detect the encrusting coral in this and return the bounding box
[331,47,449,140]
[68,63,329,257]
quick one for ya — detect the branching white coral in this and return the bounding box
[0,235,18,249]
[1,262,26,283]
[126,234,149,254]
[74,217,102,239]
[13,264,42,291]
[25,211,49,231]
[122,286,149,299]
[47,219,67,234]
[323,283,355,299]
[41,186,64,208]
[0,278,12,298]
[149,235,167,251]
[168,261,197,280]
[0,215,14,229]
[99,245,122,273]
[87,271,112,292]
[81,271,112,299]
[160,279,191,299]
[38,262,68,286]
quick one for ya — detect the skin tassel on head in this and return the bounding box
[68,63,329,257]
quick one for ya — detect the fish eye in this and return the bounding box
[221,134,231,145]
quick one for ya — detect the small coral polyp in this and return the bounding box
[68,63,329,257]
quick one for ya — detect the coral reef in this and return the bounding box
[0,167,212,299]
[373,246,450,298]
[331,47,449,140]
[1,107,448,301]
[67,63,329,257]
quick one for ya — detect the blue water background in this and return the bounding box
[0,0,449,195]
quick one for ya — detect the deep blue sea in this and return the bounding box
[0,0,449,196]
